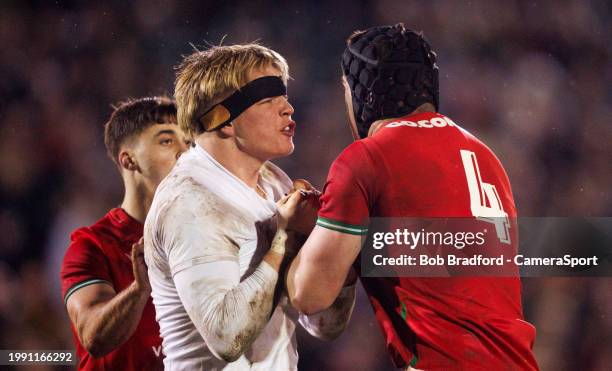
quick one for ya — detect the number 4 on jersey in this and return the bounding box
[460,150,511,244]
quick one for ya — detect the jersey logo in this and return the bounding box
[152,345,162,357]
[460,150,511,244]
[385,116,456,129]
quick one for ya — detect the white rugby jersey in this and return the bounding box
[144,144,355,371]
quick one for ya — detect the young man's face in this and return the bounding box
[129,123,191,187]
[230,65,296,161]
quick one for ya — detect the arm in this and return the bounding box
[286,141,375,316]
[289,229,358,341]
[297,278,357,340]
[168,192,300,362]
[286,225,362,315]
[66,240,150,358]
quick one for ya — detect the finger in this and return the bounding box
[133,240,145,254]
[298,190,319,201]
[306,190,320,197]
[278,192,293,205]
[131,244,139,263]
[285,190,303,208]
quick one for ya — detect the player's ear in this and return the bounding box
[119,150,139,171]
[218,122,235,138]
[342,76,359,141]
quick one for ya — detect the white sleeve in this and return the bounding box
[162,191,280,363]
[298,284,356,340]
[174,260,278,362]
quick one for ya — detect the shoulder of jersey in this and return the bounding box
[69,223,109,251]
[156,153,209,196]
[331,139,368,165]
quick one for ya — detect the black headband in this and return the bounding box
[197,75,287,132]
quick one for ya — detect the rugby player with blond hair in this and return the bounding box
[144,44,356,370]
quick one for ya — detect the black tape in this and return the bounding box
[198,76,287,131]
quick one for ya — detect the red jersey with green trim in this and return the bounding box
[317,112,538,370]
[60,208,163,370]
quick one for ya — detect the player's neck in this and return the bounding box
[368,104,437,137]
[197,136,263,189]
[120,180,153,224]
[368,120,388,137]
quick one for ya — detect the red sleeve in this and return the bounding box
[60,228,114,306]
[317,141,377,235]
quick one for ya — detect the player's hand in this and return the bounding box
[131,237,151,295]
[290,179,321,235]
[279,196,320,235]
[277,179,321,234]
[276,191,303,231]
[290,178,322,199]
[291,194,320,235]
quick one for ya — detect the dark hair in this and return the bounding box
[342,23,439,138]
[103,96,177,164]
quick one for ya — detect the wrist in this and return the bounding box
[131,280,152,299]
[269,229,288,256]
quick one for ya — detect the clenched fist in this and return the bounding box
[276,179,321,235]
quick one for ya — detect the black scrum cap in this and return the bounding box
[341,24,439,138]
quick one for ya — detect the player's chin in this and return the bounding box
[272,142,294,159]
[284,142,295,155]
[280,138,294,153]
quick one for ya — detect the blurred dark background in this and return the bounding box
[0,0,610,370]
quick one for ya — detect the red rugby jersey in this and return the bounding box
[60,208,163,371]
[317,112,538,370]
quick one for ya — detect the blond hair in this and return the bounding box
[174,43,290,137]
